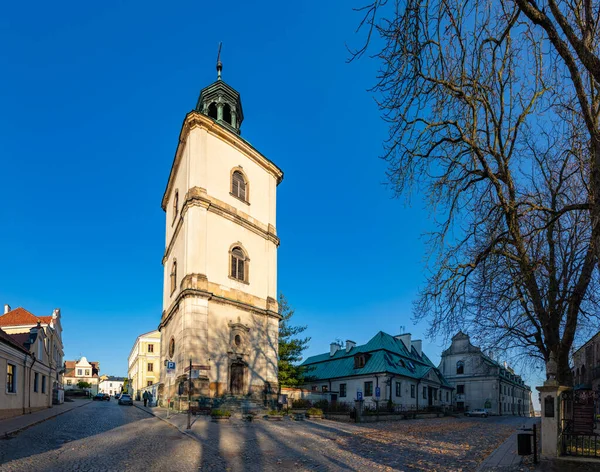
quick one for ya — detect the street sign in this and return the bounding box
[375,387,381,398]
[167,361,176,370]
[190,369,200,379]
[357,391,363,401]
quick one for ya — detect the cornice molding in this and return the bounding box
[161,111,283,211]
[158,273,280,331]
[162,187,279,264]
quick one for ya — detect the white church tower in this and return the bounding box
[158,55,283,401]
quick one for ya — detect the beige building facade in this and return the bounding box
[0,324,55,419]
[158,63,283,401]
[0,306,64,405]
[439,332,531,416]
[128,330,161,400]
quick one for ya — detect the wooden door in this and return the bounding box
[230,364,244,395]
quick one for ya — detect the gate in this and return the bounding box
[560,389,600,457]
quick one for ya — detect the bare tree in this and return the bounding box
[351,0,600,383]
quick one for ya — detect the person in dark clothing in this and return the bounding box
[143,390,148,407]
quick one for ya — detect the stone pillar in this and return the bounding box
[536,382,570,458]
[231,109,237,129]
[354,399,364,423]
[217,103,224,121]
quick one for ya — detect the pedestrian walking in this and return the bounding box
[143,390,148,407]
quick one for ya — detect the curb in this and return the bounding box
[2,400,93,438]
[133,404,198,443]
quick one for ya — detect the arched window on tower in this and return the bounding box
[230,246,248,282]
[231,170,247,202]
[208,102,218,119]
[223,104,232,124]
[456,360,464,375]
[581,365,586,384]
[170,260,177,295]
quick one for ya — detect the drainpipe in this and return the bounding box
[29,352,37,412]
[22,353,30,414]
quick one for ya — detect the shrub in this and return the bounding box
[210,409,231,417]
[291,398,312,409]
[267,409,285,416]
[313,399,329,411]
[306,407,323,417]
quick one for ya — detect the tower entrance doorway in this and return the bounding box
[230,363,245,395]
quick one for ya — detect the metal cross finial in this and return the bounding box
[216,42,223,80]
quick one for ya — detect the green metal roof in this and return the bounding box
[302,331,452,387]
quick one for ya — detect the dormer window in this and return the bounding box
[354,354,367,369]
[456,360,464,375]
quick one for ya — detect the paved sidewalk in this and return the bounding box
[0,398,92,437]
[477,417,539,471]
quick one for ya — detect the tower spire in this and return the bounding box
[216,42,223,81]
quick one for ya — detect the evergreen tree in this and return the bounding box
[278,293,310,387]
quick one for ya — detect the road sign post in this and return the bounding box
[166,361,176,419]
[187,358,192,430]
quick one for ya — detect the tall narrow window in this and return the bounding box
[148,363,154,372]
[148,344,154,353]
[231,170,247,202]
[42,376,46,393]
[208,102,218,119]
[395,381,402,397]
[173,190,179,223]
[456,360,464,375]
[230,247,247,282]
[170,260,177,294]
[223,104,232,124]
[34,372,39,392]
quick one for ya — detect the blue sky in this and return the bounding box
[0,1,543,402]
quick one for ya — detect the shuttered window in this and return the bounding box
[231,247,246,281]
[231,171,247,201]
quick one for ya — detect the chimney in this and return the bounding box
[330,342,341,357]
[395,333,412,352]
[413,339,423,357]
[4,304,10,314]
[52,308,60,318]
[346,340,356,353]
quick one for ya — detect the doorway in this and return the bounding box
[230,363,245,395]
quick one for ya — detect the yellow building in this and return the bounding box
[128,330,161,400]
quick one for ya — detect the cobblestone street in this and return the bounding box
[0,401,201,471]
[0,403,536,472]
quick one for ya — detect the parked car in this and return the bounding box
[118,394,133,406]
[93,393,108,401]
[102,393,110,401]
[114,393,121,400]
[465,408,488,418]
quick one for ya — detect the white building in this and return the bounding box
[439,332,531,416]
[301,332,454,410]
[99,376,126,396]
[158,59,283,401]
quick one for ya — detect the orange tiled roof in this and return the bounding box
[0,307,52,327]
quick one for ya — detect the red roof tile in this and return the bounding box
[0,307,52,327]
[9,332,32,349]
[0,327,29,354]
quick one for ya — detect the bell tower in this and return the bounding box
[158,51,283,402]
[195,54,244,135]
